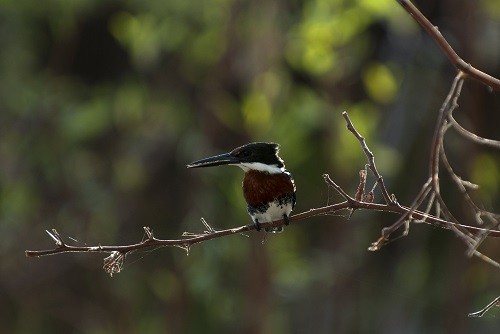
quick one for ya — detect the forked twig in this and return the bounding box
[342,112,395,206]
[468,296,500,318]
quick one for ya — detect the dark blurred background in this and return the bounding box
[1,0,499,333]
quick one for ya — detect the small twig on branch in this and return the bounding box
[369,180,432,251]
[397,0,500,90]
[322,174,356,204]
[468,296,500,318]
[342,111,395,206]
[46,229,65,246]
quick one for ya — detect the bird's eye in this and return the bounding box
[241,150,251,157]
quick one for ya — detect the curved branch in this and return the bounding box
[449,115,500,149]
[397,0,500,91]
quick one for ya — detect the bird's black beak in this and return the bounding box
[187,152,239,168]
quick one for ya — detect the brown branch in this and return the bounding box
[342,111,395,206]
[26,197,500,257]
[368,73,499,257]
[449,115,500,149]
[322,173,356,204]
[396,1,500,258]
[342,72,499,262]
[26,184,500,260]
[369,74,465,250]
[363,65,499,268]
[397,0,500,91]
[430,75,477,243]
[432,75,500,260]
[369,179,432,251]
[25,202,347,259]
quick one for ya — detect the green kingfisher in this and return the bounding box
[187,142,296,232]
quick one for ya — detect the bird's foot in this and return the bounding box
[283,214,290,226]
[253,219,262,232]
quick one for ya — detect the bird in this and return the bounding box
[187,142,296,233]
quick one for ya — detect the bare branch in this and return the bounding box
[322,174,356,204]
[25,201,350,258]
[46,229,65,246]
[26,179,500,262]
[397,0,500,90]
[468,296,500,317]
[342,111,395,205]
[449,115,500,149]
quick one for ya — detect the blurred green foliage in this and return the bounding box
[1,0,499,333]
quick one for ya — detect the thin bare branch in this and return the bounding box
[25,201,351,258]
[323,174,356,204]
[26,179,500,260]
[440,141,483,219]
[342,111,395,205]
[449,115,500,149]
[468,296,500,317]
[430,73,464,178]
[369,180,432,251]
[397,0,500,90]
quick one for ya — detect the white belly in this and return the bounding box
[250,201,293,232]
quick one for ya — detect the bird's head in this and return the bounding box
[187,142,285,174]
